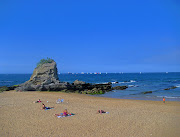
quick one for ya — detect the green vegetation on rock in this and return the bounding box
[36,57,54,68]
[81,89,105,95]
[0,86,10,93]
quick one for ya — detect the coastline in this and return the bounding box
[95,94,180,101]
[0,90,180,137]
[1,73,180,101]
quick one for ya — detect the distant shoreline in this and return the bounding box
[94,94,180,101]
[0,72,180,74]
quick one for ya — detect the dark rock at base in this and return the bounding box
[8,85,19,90]
[72,82,112,94]
[0,86,9,93]
[142,91,152,94]
[92,83,112,91]
[164,86,177,90]
[112,86,128,90]
[0,85,19,93]
[40,82,70,91]
[171,86,177,89]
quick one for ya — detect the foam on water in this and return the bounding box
[0,81,13,83]
[157,96,180,99]
[119,80,136,83]
[175,84,180,88]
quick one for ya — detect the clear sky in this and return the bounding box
[0,0,179,73]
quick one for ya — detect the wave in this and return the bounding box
[128,85,139,87]
[111,81,118,84]
[95,82,112,84]
[98,80,137,84]
[119,80,137,84]
[175,84,180,88]
[0,81,13,83]
[157,96,180,99]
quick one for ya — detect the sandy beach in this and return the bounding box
[0,91,180,137]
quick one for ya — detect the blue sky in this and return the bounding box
[0,0,179,73]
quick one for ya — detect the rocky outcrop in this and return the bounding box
[73,80,86,85]
[142,91,152,94]
[15,61,68,91]
[15,59,128,94]
[0,86,9,93]
[29,61,59,85]
[0,85,19,93]
[112,86,128,90]
[164,86,177,90]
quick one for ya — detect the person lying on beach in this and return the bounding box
[34,99,42,103]
[41,103,54,110]
[97,110,106,114]
[55,109,70,116]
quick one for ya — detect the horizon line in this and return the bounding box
[0,72,180,74]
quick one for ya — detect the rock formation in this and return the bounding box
[142,91,152,94]
[29,61,59,85]
[15,60,69,91]
[164,86,177,90]
[73,80,86,85]
[112,86,128,90]
[15,59,128,94]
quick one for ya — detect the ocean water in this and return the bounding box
[0,73,180,101]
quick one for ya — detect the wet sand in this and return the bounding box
[0,91,180,137]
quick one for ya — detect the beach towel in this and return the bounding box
[57,113,75,118]
[44,107,54,110]
[99,112,109,114]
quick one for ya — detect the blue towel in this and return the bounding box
[45,107,54,110]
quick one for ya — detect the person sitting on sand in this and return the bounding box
[63,109,70,116]
[41,103,54,110]
[97,110,106,114]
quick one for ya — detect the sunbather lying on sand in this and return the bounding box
[55,109,70,116]
[41,103,54,110]
[97,110,106,114]
[34,99,42,103]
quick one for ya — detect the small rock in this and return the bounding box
[142,91,152,94]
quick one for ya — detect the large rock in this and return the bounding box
[29,61,59,85]
[15,61,67,91]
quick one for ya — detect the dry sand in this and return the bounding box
[0,91,180,137]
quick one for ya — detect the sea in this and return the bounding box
[0,72,180,101]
